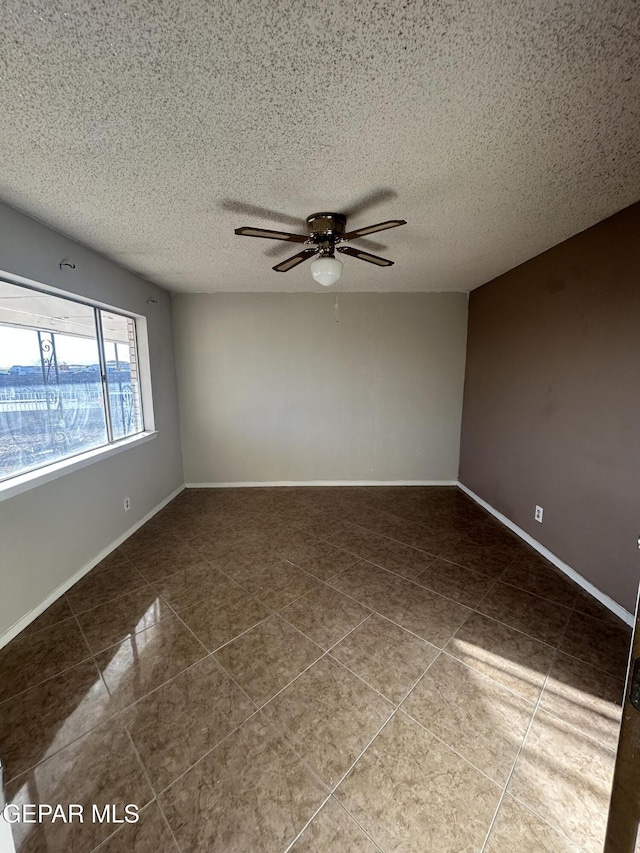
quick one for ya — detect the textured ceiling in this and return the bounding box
[1,0,639,293]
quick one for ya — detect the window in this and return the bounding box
[0,279,146,482]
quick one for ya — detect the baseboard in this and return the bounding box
[185,480,459,488]
[457,482,634,626]
[0,483,186,650]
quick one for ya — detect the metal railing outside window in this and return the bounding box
[0,279,145,482]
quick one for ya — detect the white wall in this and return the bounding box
[173,292,468,484]
[0,203,183,638]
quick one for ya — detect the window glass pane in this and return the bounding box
[0,282,107,480]
[101,311,144,441]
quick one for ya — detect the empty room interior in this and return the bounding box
[1,1,639,852]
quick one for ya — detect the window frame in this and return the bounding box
[0,271,157,501]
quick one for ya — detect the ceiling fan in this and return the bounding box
[234,212,407,285]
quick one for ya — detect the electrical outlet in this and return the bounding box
[123,496,131,512]
[535,505,543,523]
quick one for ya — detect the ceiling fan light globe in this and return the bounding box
[310,256,343,286]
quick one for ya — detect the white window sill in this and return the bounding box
[0,431,158,502]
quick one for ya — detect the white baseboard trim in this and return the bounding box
[457,482,634,626]
[0,483,186,650]
[185,480,459,488]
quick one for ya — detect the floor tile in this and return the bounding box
[413,557,496,607]
[485,794,582,852]
[214,615,323,706]
[6,718,153,853]
[263,656,393,787]
[335,712,501,853]
[0,659,113,782]
[331,614,438,704]
[211,536,285,575]
[178,584,270,650]
[66,559,148,614]
[289,514,346,540]
[433,539,513,577]
[291,797,379,852]
[130,540,212,583]
[0,617,91,703]
[508,708,616,852]
[376,580,472,647]
[403,652,535,784]
[460,524,522,555]
[158,714,326,853]
[329,561,410,610]
[560,610,631,679]
[445,611,555,702]
[97,801,180,852]
[228,559,320,610]
[76,585,175,653]
[366,516,458,554]
[540,651,624,749]
[151,562,237,611]
[89,549,131,574]
[477,582,572,646]
[124,656,255,791]
[4,487,627,853]
[327,523,391,559]
[573,589,623,623]
[119,527,182,560]
[501,557,579,607]
[166,511,232,542]
[285,538,360,581]
[95,615,207,709]
[280,584,370,649]
[365,537,438,581]
[21,596,73,636]
[189,527,254,561]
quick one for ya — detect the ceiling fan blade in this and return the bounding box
[350,237,387,252]
[342,219,407,240]
[341,188,398,219]
[221,200,303,229]
[337,246,394,267]
[273,248,318,272]
[266,235,386,259]
[235,226,308,243]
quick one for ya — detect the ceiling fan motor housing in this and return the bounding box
[306,213,346,253]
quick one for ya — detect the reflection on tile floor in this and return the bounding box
[0,486,631,852]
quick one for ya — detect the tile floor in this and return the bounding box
[0,486,632,852]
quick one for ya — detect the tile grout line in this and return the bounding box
[152,800,185,853]
[323,632,438,711]
[423,645,540,708]
[148,708,269,800]
[477,590,580,852]
[318,709,409,849]
[86,800,164,853]
[327,795,387,853]
[529,703,620,753]
[393,705,505,790]
[152,593,267,713]
[505,790,590,852]
[119,728,189,853]
[281,793,334,853]
[319,518,517,574]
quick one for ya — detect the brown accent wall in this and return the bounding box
[459,202,640,611]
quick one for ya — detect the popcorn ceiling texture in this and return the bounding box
[1,0,639,293]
